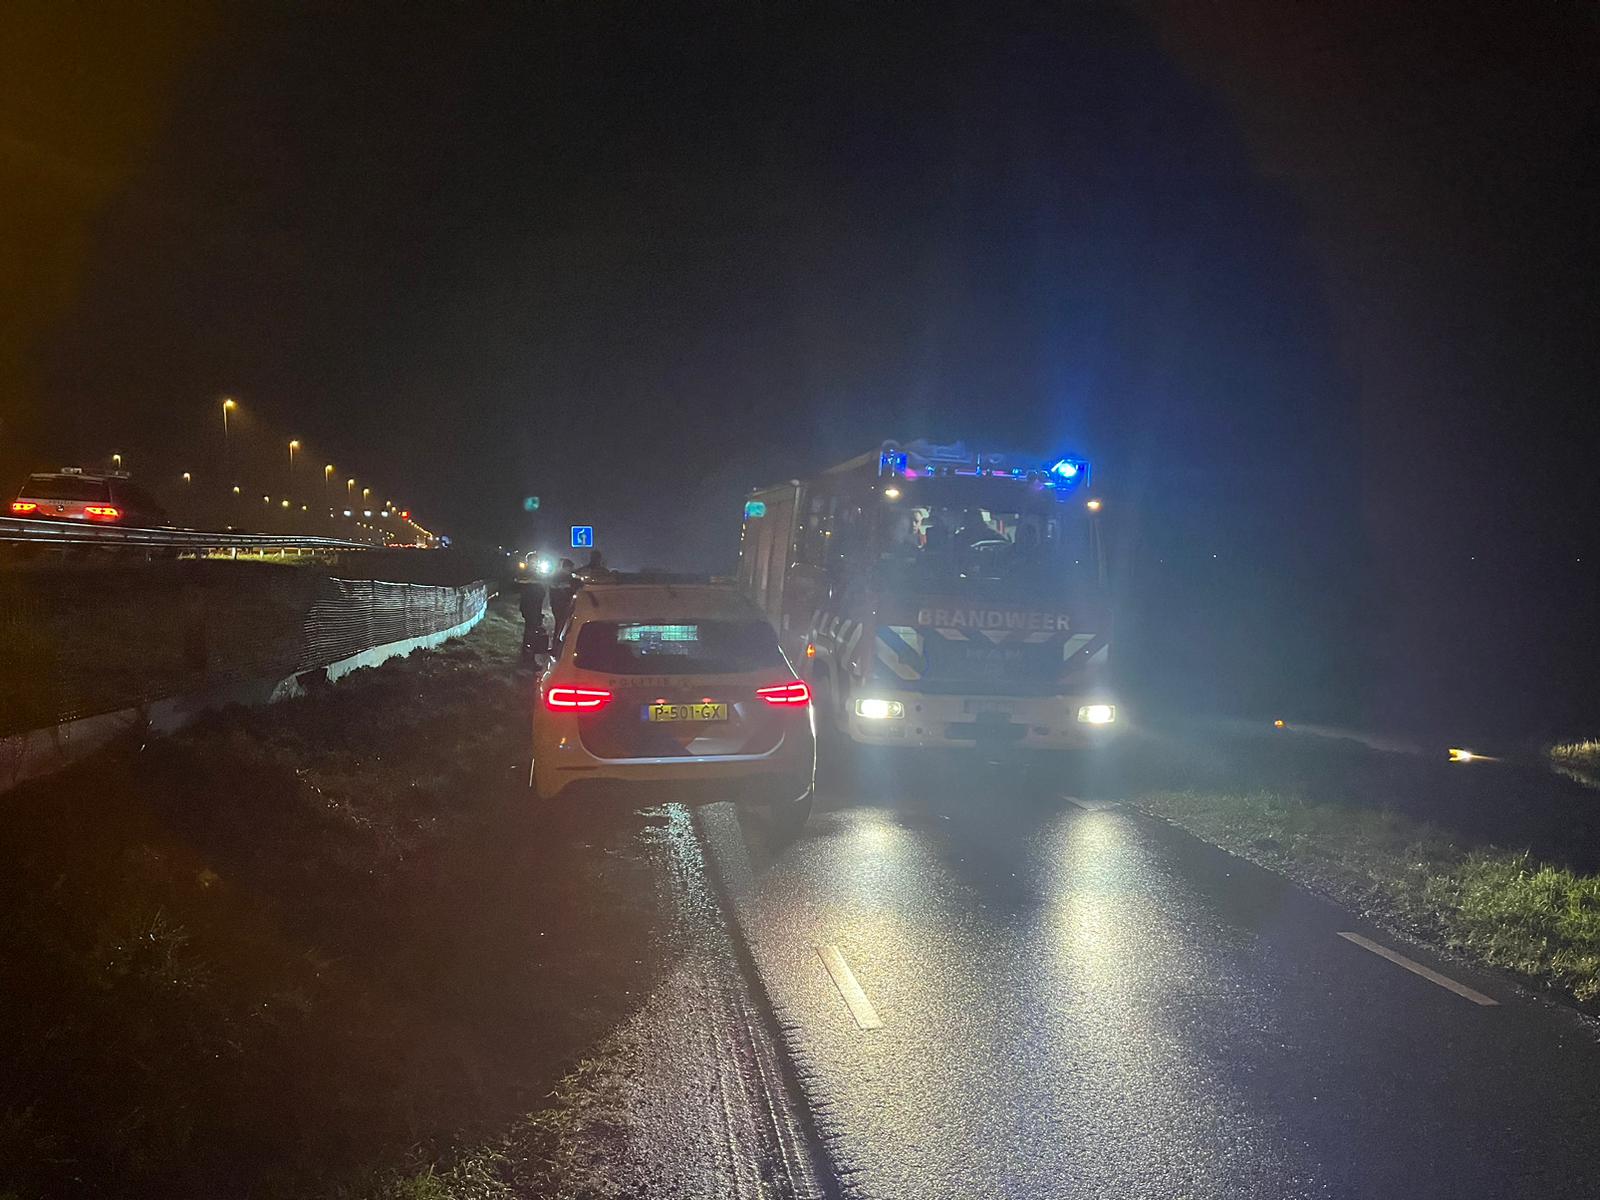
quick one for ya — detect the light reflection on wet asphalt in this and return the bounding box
[600,803,829,1200]
[705,762,1600,1199]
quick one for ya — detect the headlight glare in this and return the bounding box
[1077,704,1116,725]
[855,698,905,720]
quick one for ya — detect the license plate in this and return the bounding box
[964,700,1014,716]
[647,702,728,723]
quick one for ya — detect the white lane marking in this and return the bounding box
[1061,795,1119,811]
[817,944,883,1030]
[1337,932,1500,1006]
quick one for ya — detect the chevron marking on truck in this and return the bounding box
[876,626,926,680]
[1061,633,1095,660]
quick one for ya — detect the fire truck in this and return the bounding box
[738,439,1117,751]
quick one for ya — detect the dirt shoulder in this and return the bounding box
[0,602,679,1198]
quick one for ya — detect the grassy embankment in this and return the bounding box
[1550,738,1600,790]
[1128,734,1600,1005]
[0,603,672,1199]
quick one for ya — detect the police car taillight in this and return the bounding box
[756,681,810,706]
[546,685,612,712]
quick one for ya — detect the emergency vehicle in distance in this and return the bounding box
[738,439,1117,751]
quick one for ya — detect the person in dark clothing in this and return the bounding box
[548,558,577,635]
[518,579,547,651]
[953,508,995,549]
[573,548,609,585]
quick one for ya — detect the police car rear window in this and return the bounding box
[22,476,110,502]
[574,620,784,675]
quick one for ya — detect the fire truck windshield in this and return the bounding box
[873,481,1100,593]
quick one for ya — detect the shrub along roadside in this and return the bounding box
[1549,738,1600,790]
[1137,786,1600,1005]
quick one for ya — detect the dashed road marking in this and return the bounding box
[1062,795,1120,811]
[817,944,883,1030]
[1337,932,1500,1006]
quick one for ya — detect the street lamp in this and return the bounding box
[347,478,356,500]
[112,452,122,470]
[182,472,192,484]
[288,439,300,492]
[362,488,371,503]
[222,397,237,468]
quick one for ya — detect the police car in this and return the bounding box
[530,580,814,829]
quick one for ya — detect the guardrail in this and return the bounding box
[0,515,372,552]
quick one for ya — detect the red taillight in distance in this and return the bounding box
[10,501,38,514]
[757,680,811,707]
[84,505,122,521]
[545,685,613,712]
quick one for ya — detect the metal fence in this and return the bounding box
[0,563,487,736]
[0,514,373,552]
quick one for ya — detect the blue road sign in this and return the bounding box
[570,525,594,549]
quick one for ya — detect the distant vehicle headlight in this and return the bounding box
[855,698,905,720]
[1077,704,1116,725]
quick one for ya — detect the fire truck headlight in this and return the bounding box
[1077,704,1116,725]
[855,698,905,720]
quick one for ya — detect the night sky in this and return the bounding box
[3,2,1597,736]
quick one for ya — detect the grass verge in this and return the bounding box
[1137,783,1600,1006]
[0,602,675,1199]
[1550,738,1600,789]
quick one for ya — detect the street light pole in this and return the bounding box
[221,397,236,473]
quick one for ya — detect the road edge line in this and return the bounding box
[1336,932,1500,1006]
[1126,800,1543,1015]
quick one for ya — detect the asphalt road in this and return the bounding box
[577,803,829,1200]
[702,758,1600,1199]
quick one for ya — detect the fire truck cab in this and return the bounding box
[738,440,1118,751]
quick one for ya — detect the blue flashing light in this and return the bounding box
[1048,457,1084,481]
[744,500,767,519]
[879,450,908,475]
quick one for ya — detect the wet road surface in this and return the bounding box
[703,762,1600,1199]
[589,804,830,1199]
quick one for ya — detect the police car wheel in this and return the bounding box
[772,791,812,838]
